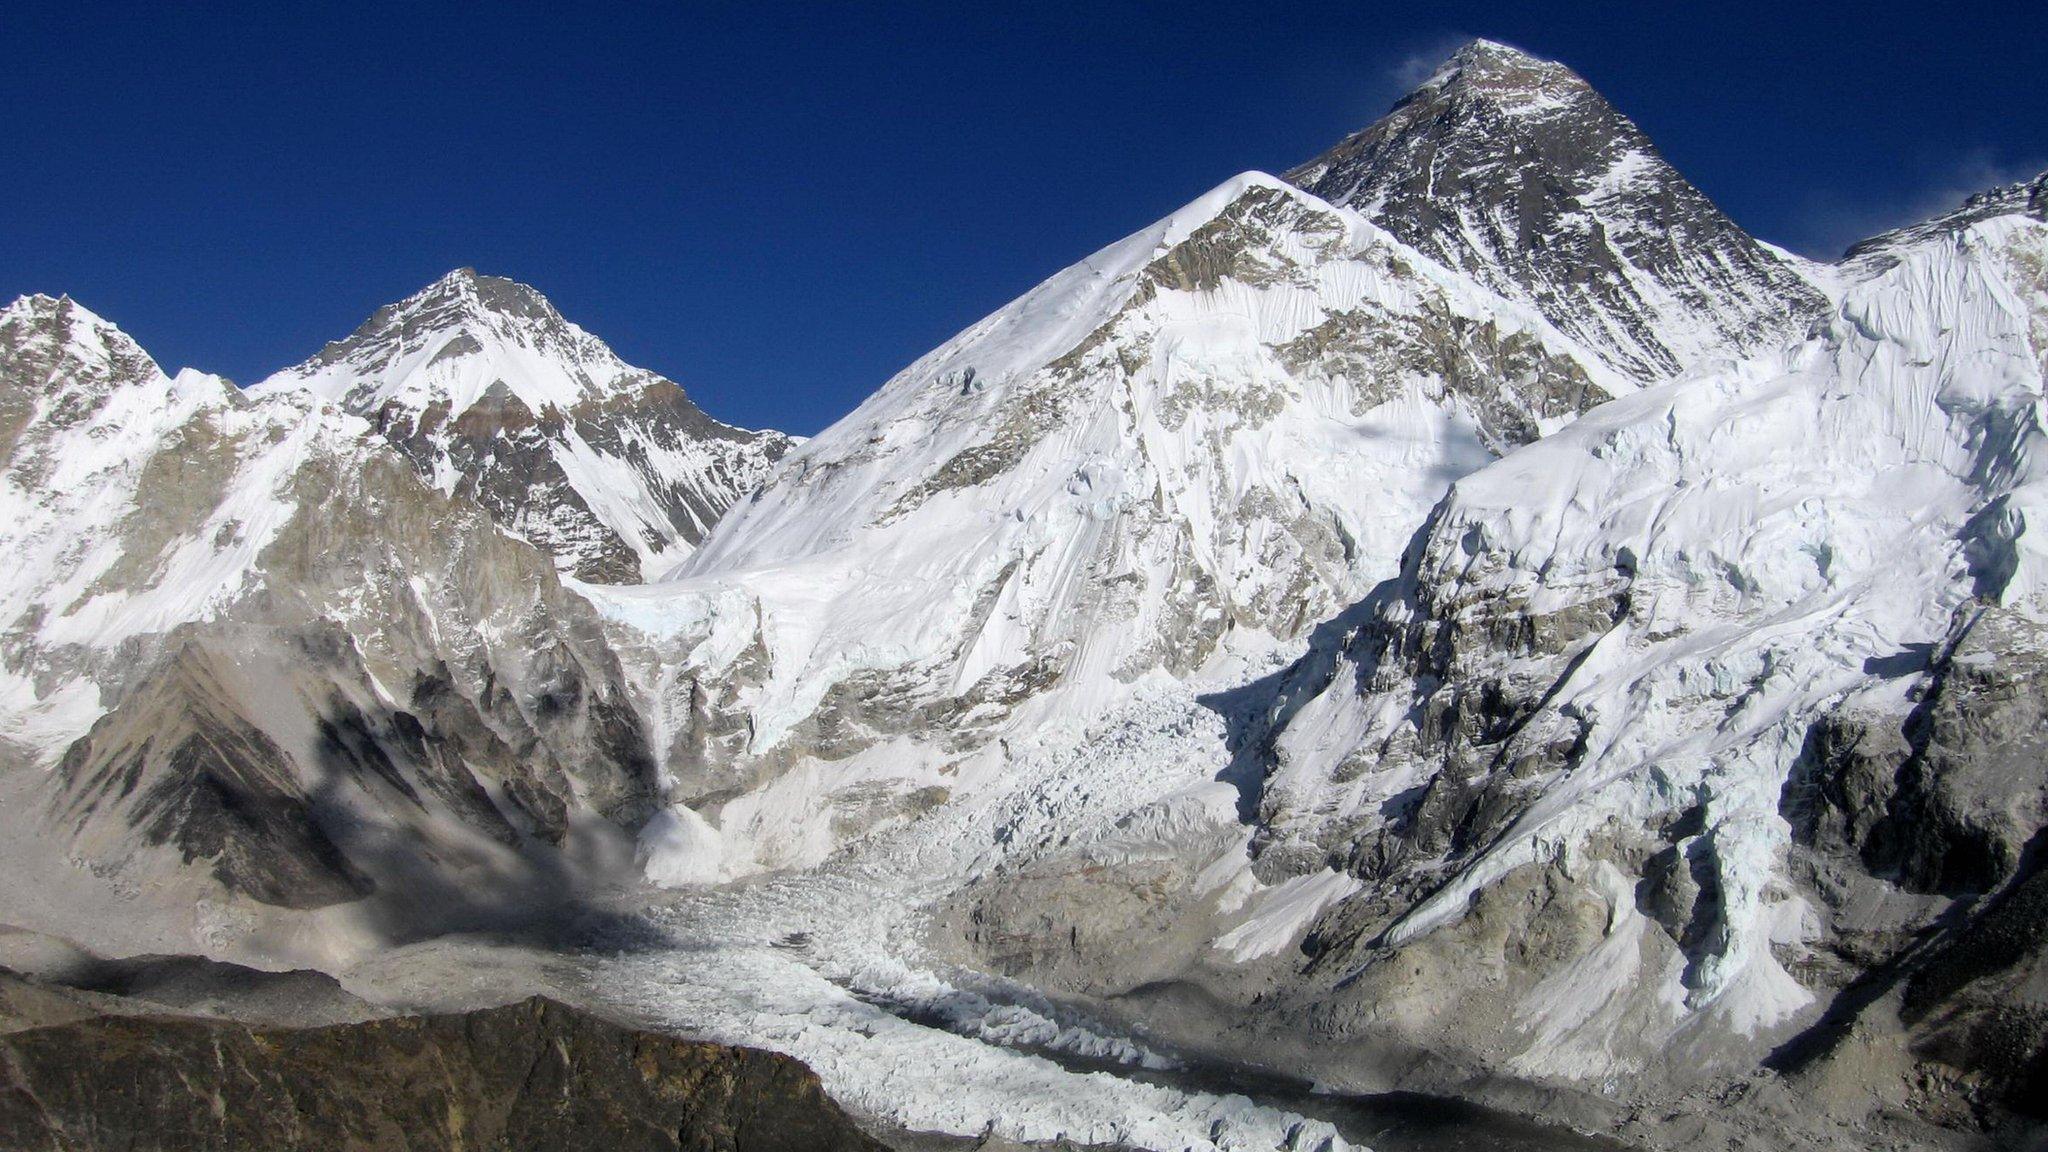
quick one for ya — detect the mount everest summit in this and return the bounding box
[2,37,2044,1152]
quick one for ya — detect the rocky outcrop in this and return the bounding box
[0,994,887,1152]
[1767,607,2048,1135]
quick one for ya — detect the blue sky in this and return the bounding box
[4,2,2043,434]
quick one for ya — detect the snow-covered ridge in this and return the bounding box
[1842,166,2048,272]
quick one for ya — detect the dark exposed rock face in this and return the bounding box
[51,638,376,910]
[16,955,373,1028]
[1772,607,2048,1127]
[1287,39,1828,382]
[1787,610,2048,900]
[0,995,887,1152]
[0,928,375,1030]
[1237,520,1630,892]
[47,619,657,920]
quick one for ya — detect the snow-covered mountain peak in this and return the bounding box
[1411,37,1591,109]
[386,265,570,334]
[261,268,646,417]
[1,296,664,940]
[1287,41,1830,382]
[254,270,791,583]
[2,293,168,398]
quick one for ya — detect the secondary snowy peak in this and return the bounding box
[0,294,218,447]
[1,298,251,669]
[271,267,635,412]
[1287,39,1829,382]
[2,293,161,388]
[1,295,660,957]
[257,269,792,583]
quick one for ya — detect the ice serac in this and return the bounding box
[256,269,792,583]
[1218,165,2048,1122]
[1288,38,1831,382]
[0,294,658,965]
[601,171,1626,876]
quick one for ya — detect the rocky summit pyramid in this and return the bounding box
[1288,39,1831,382]
[257,269,791,583]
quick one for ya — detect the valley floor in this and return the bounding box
[328,882,1626,1152]
[319,870,1973,1152]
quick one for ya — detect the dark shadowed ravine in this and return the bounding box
[1052,1051,1631,1152]
[853,984,1629,1152]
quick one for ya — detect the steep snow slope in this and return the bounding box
[1205,170,2048,1100]
[591,171,1629,882]
[0,293,296,755]
[1288,39,1831,382]
[0,294,657,965]
[256,269,790,582]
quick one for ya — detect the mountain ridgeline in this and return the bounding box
[2,38,2045,1152]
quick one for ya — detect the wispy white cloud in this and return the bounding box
[1378,32,1477,104]
[1307,31,1476,139]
